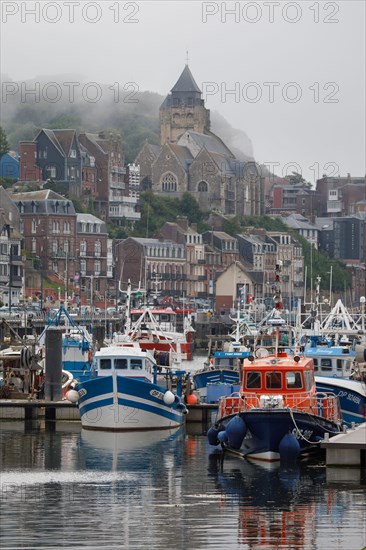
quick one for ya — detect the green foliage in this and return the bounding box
[0,126,10,158]
[223,215,288,236]
[132,192,207,237]
[107,224,129,240]
[0,177,17,189]
[294,234,350,291]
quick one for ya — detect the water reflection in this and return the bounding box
[207,451,366,549]
[0,422,365,550]
[80,426,185,471]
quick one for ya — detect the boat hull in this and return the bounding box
[214,410,340,462]
[76,375,186,431]
[315,376,366,425]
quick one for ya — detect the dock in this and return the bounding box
[321,423,366,467]
[0,399,218,424]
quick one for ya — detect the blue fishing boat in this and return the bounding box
[192,350,250,402]
[39,306,94,381]
[70,346,188,431]
[302,296,366,425]
[192,303,251,402]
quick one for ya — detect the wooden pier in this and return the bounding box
[0,399,218,424]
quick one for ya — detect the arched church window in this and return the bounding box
[198,181,208,192]
[161,173,177,192]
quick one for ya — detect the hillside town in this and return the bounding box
[1,65,365,312]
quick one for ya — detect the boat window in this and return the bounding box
[114,358,128,370]
[266,372,282,389]
[336,359,343,371]
[130,359,142,370]
[313,359,318,366]
[304,371,314,392]
[286,371,303,389]
[100,359,112,370]
[246,372,262,389]
[320,358,332,371]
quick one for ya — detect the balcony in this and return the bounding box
[327,200,342,213]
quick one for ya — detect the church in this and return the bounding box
[135,65,264,217]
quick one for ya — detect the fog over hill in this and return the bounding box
[1,76,254,163]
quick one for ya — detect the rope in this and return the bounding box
[288,407,320,445]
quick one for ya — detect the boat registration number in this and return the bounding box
[337,391,361,405]
[291,428,313,440]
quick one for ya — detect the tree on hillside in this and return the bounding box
[288,171,312,188]
[0,126,10,159]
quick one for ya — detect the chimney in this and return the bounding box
[176,216,188,230]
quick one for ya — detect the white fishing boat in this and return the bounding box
[70,346,188,431]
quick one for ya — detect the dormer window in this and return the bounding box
[70,149,77,158]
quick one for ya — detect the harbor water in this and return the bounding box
[1,421,365,550]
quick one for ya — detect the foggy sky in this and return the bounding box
[1,0,365,183]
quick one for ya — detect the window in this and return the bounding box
[161,173,177,192]
[320,358,332,371]
[266,372,282,389]
[246,372,262,389]
[70,149,77,158]
[80,241,86,255]
[80,259,86,273]
[115,358,127,370]
[198,181,208,192]
[31,219,37,234]
[286,371,303,389]
[48,166,56,178]
[130,359,142,370]
[100,359,111,370]
[32,238,36,253]
[95,241,101,256]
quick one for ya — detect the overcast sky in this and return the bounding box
[1,0,365,183]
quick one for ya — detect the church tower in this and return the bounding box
[159,65,211,145]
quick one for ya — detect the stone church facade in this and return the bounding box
[135,65,264,217]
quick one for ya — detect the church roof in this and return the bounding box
[178,131,234,159]
[168,144,193,170]
[171,65,201,94]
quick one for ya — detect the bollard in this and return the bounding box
[44,327,63,402]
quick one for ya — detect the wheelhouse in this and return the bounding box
[94,348,155,382]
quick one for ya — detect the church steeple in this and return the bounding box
[170,65,202,95]
[159,65,210,145]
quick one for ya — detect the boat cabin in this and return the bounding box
[130,307,177,333]
[243,362,315,394]
[94,347,155,382]
[304,337,355,377]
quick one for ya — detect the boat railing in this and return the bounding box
[218,391,341,424]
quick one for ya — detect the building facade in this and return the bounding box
[136,65,264,217]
